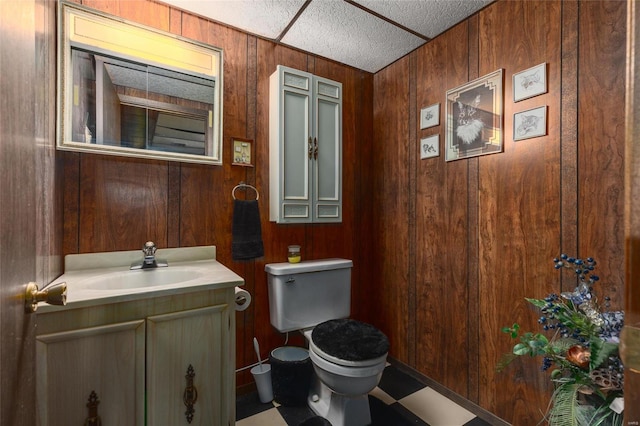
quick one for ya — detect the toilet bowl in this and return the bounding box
[304,319,388,426]
[265,259,389,426]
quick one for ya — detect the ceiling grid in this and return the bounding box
[161,0,493,73]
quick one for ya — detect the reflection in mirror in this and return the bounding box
[59,2,223,164]
[72,50,215,155]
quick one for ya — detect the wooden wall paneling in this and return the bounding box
[414,21,471,397]
[129,0,168,29]
[625,0,640,418]
[233,34,259,389]
[178,162,226,249]
[63,153,81,255]
[578,0,627,310]
[351,70,375,324]
[466,14,480,404]
[372,57,411,364]
[169,6,181,35]
[166,162,181,248]
[78,155,169,252]
[477,1,561,421]
[82,0,171,30]
[367,69,386,339]
[560,0,579,292]
[407,52,418,368]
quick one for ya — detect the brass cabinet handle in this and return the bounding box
[313,137,318,160]
[84,391,102,426]
[308,136,313,159]
[184,364,198,423]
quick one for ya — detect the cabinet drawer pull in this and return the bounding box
[84,390,102,426]
[184,364,198,423]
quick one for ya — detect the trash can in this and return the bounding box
[269,346,313,406]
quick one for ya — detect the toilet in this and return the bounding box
[265,259,389,426]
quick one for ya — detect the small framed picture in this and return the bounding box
[231,137,254,166]
[420,134,439,159]
[514,106,547,141]
[420,103,440,129]
[513,62,547,102]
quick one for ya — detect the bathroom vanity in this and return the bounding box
[35,246,242,426]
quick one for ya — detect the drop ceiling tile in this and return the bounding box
[281,0,425,73]
[161,0,308,39]
[354,0,493,38]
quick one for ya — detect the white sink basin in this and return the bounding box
[84,267,207,290]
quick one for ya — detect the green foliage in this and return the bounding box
[547,383,582,426]
[497,255,624,426]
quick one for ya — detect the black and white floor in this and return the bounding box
[236,364,493,426]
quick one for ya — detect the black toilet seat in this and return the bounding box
[311,319,389,362]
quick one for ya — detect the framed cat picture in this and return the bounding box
[514,105,547,141]
[513,62,547,102]
[445,69,503,162]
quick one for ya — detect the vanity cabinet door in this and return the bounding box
[146,303,232,426]
[36,320,145,426]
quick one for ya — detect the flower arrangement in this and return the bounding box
[498,254,625,425]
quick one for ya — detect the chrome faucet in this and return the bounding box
[130,241,168,270]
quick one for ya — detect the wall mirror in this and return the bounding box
[57,2,223,165]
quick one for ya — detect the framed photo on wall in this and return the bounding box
[445,69,503,162]
[514,105,547,141]
[420,134,439,159]
[420,103,440,129]
[231,137,254,166]
[513,62,547,102]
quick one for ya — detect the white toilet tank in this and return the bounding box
[265,259,353,333]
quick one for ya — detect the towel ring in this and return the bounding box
[232,183,259,200]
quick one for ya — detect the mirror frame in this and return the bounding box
[57,1,224,165]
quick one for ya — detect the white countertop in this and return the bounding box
[39,246,244,313]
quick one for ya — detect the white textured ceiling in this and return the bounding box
[161,0,493,73]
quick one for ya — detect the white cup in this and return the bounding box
[250,364,273,403]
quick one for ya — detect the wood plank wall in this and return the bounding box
[625,0,640,419]
[372,0,627,423]
[58,0,627,423]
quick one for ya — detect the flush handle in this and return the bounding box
[24,281,67,313]
[286,277,296,284]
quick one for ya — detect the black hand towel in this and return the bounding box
[232,199,264,261]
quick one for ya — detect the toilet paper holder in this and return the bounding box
[234,286,251,311]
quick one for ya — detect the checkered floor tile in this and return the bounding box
[236,364,491,426]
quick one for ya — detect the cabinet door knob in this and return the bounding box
[24,281,67,313]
